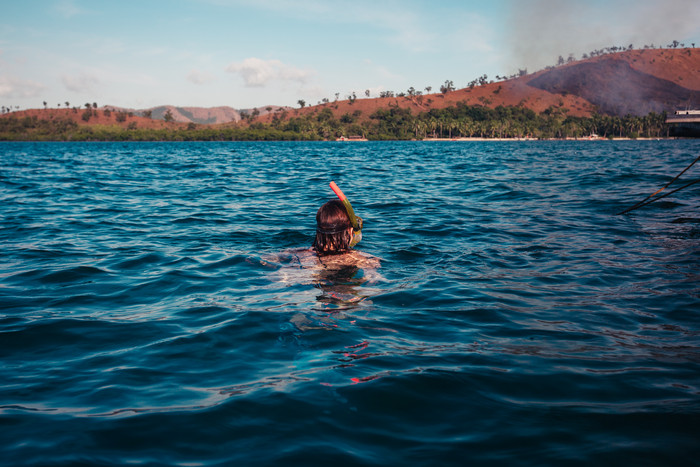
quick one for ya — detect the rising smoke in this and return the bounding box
[506,0,700,73]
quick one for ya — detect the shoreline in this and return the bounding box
[0,137,685,143]
[420,136,675,142]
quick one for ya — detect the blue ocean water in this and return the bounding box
[1,140,699,466]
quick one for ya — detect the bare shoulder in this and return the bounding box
[265,248,383,286]
[265,248,380,270]
[318,250,381,269]
[351,250,381,269]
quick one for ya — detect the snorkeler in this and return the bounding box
[313,182,362,254]
[311,182,379,269]
[263,182,381,325]
[263,181,379,275]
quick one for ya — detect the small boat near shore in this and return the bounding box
[336,135,368,141]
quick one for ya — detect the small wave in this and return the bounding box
[7,265,111,286]
[112,252,168,270]
[173,216,228,224]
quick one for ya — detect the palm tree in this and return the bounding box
[438,115,450,137]
[428,117,438,138]
[466,118,477,137]
[448,120,459,138]
[413,120,426,139]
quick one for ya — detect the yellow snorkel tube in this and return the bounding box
[329,181,363,247]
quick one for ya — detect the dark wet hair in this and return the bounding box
[312,200,353,255]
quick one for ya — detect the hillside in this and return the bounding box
[0,105,290,130]
[2,48,699,135]
[249,48,700,125]
[528,49,700,116]
[148,106,242,124]
[102,105,289,124]
[0,108,189,130]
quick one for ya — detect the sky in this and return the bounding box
[2,0,700,111]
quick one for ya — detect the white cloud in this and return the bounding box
[61,72,100,93]
[0,75,45,98]
[225,57,313,87]
[187,69,215,85]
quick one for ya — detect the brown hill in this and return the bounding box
[1,108,189,130]
[148,106,242,124]
[4,48,699,129]
[250,47,700,124]
[249,75,597,126]
[110,105,288,124]
[528,50,700,116]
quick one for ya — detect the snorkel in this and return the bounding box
[329,181,363,247]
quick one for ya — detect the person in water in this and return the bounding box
[263,183,381,326]
[310,194,379,269]
[263,182,379,272]
[302,195,380,313]
[313,199,358,255]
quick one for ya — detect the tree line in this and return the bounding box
[0,103,670,141]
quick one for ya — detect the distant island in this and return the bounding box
[2,46,699,141]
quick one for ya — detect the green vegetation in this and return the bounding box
[0,105,670,141]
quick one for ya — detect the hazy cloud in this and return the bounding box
[61,72,100,93]
[187,69,215,85]
[0,75,45,98]
[226,58,313,87]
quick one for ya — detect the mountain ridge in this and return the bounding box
[4,48,700,129]
[102,105,289,124]
[248,48,700,126]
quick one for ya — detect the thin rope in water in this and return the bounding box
[617,153,700,215]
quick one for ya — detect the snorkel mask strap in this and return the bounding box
[329,181,363,247]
